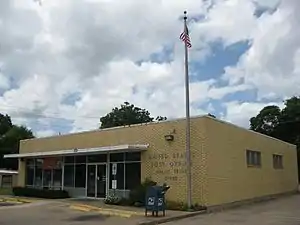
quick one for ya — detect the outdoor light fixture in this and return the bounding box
[164,134,174,141]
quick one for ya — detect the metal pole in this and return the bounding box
[183,11,192,209]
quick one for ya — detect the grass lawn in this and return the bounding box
[0,188,12,195]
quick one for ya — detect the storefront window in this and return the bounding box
[110,153,124,162]
[25,159,35,186]
[75,164,86,187]
[64,156,75,164]
[125,152,141,161]
[109,163,124,189]
[34,168,43,187]
[75,155,86,164]
[64,165,75,187]
[125,163,141,190]
[53,169,62,187]
[43,169,52,189]
[87,154,107,163]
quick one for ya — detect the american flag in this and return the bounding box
[180,24,192,48]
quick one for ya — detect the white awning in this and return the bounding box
[3,144,149,159]
[0,169,18,175]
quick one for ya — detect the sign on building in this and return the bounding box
[112,180,117,189]
[112,163,117,175]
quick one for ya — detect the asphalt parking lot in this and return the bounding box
[170,194,300,225]
[1,195,300,225]
[0,201,135,225]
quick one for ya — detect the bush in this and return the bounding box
[129,178,157,206]
[104,195,121,205]
[166,201,188,211]
[166,201,206,211]
[12,187,69,199]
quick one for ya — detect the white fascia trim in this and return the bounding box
[3,144,149,159]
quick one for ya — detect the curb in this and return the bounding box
[69,204,144,218]
[137,210,206,225]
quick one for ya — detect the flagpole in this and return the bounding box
[183,10,192,209]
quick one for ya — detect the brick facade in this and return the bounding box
[17,116,298,207]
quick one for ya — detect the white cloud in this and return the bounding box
[222,0,300,100]
[222,101,284,128]
[0,0,298,136]
[0,72,9,90]
[35,129,57,138]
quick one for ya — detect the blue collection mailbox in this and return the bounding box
[145,185,170,217]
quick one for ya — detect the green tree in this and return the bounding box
[250,105,281,136]
[207,113,216,118]
[0,114,34,170]
[250,96,300,180]
[100,102,167,129]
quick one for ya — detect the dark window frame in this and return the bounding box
[246,150,261,167]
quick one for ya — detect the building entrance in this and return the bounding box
[86,164,107,198]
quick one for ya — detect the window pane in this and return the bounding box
[75,155,86,164]
[109,163,124,189]
[125,152,141,161]
[34,168,43,187]
[26,159,35,166]
[1,175,12,188]
[64,165,74,187]
[36,158,43,168]
[87,154,107,163]
[25,166,34,186]
[253,152,257,165]
[64,156,75,164]
[125,163,141,190]
[246,150,261,167]
[53,169,62,187]
[246,151,250,165]
[273,154,283,169]
[75,164,86,187]
[43,170,52,188]
[110,153,124,162]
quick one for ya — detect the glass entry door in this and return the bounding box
[87,165,96,197]
[87,164,107,198]
[97,164,107,198]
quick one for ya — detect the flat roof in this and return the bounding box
[4,144,149,159]
[21,114,296,148]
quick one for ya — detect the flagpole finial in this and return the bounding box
[184,11,187,20]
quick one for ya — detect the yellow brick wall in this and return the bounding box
[19,119,201,203]
[18,116,298,206]
[202,116,298,207]
[18,159,26,187]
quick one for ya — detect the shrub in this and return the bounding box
[166,201,188,211]
[104,195,121,205]
[104,195,134,206]
[166,201,206,211]
[129,178,157,206]
[12,187,69,199]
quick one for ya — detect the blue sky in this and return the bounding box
[0,0,298,136]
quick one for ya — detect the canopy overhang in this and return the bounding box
[3,144,149,159]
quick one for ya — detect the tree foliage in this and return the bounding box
[0,114,34,170]
[100,102,167,129]
[207,113,216,118]
[250,96,300,146]
[250,96,300,179]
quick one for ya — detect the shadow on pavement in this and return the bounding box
[67,214,110,222]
